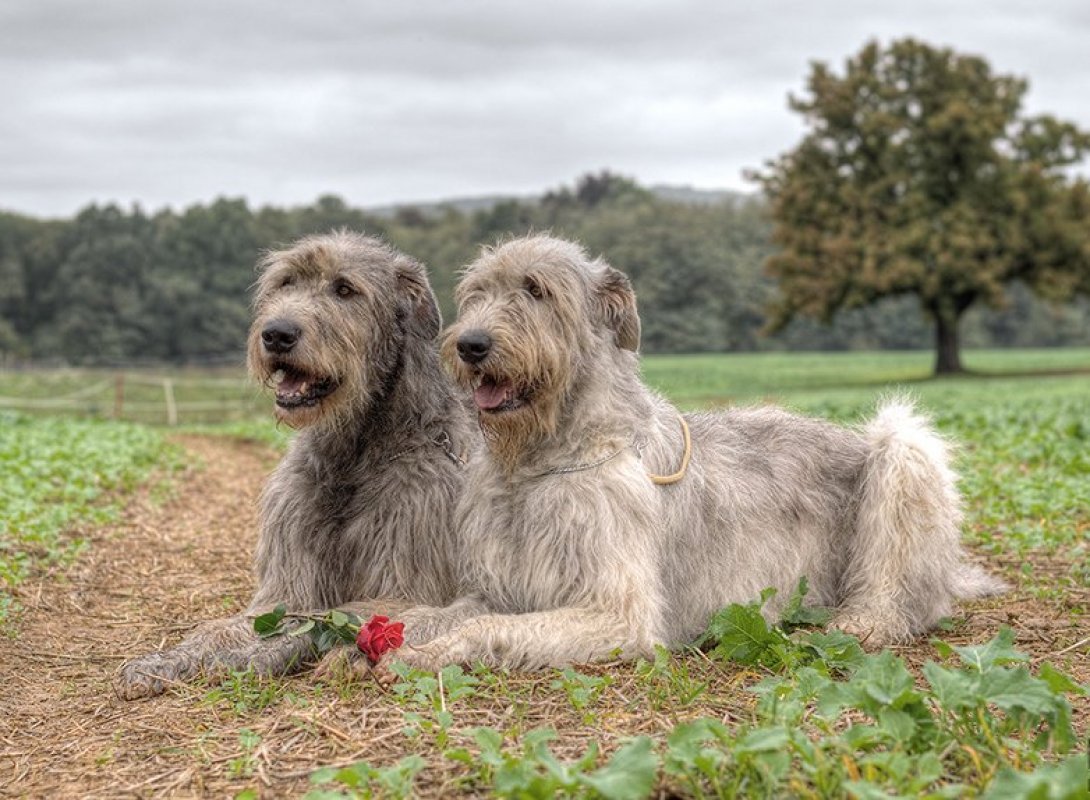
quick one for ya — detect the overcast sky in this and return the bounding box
[2,1,1087,217]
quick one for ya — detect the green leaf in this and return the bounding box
[289,619,315,637]
[929,637,955,660]
[707,600,785,666]
[253,603,286,636]
[780,576,834,628]
[308,766,339,784]
[444,748,472,765]
[580,737,658,800]
[981,753,1089,800]
[952,626,1027,672]
[471,726,505,767]
[857,650,919,710]
[844,780,900,800]
[977,666,1064,716]
[923,662,978,711]
[665,718,729,764]
[1037,661,1087,696]
[328,609,349,628]
[332,763,368,788]
[734,727,789,754]
[801,629,866,672]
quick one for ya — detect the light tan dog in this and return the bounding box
[385,235,1003,672]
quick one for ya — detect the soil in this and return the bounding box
[0,435,1086,798]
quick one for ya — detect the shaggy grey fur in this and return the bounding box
[387,234,1004,672]
[116,231,473,698]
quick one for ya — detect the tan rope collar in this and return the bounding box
[645,415,691,486]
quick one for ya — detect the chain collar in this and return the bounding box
[386,429,466,467]
[529,415,691,485]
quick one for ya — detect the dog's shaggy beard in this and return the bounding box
[247,317,378,434]
[441,329,571,474]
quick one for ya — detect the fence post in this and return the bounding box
[113,373,125,420]
[163,378,178,426]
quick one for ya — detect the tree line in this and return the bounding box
[3,38,1089,370]
[1,172,1088,366]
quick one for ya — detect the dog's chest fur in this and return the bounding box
[458,476,601,613]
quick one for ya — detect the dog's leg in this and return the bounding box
[385,606,653,672]
[116,614,317,699]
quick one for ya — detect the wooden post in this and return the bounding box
[113,373,125,420]
[163,378,178,426]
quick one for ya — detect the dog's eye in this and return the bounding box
[333,280,356,298]
[279,275,295,289]
[524,278,544,299]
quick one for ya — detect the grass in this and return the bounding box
[639,347,1090,407]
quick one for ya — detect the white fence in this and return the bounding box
[0,371,266,425]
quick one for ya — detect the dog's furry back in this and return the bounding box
[656,397,1001,645]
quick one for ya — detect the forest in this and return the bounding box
[2,171,1089,366]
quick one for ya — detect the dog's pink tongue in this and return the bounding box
[474,380,510,410]
[277,373,308,396]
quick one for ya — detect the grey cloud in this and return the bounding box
[1,0,1087,216]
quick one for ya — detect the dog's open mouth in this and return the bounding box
[270,364,338,409]
[473,376,528,413]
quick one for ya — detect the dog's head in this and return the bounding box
[441,234,639,456]
[248,231,441,429]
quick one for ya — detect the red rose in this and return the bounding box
[355,614,405,664]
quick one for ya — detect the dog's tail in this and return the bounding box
[838,398,1005,643]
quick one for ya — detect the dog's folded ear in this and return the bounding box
[597,266,640,351]
[397,261,443,339]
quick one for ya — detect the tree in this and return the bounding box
[752,38,1090,374]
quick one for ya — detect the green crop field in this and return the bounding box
[0,412,181,628]
[1,349,1087,797]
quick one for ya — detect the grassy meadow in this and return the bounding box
[1,348,1087,797]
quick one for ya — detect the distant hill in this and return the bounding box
[647,185,754,206]
[366,184,755,218]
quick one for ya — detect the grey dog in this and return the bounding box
[116,231,473,698]
[384,234,1004,672]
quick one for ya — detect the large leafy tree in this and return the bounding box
[753,38,1090,373]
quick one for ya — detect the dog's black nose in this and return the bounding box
[261,320,301,354]
[456,330,492,364]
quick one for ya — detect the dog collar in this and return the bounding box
[532,415,691,485]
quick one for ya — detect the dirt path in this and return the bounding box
[0,436,294,797]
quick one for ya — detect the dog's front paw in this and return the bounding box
[115,653,186,700]
[830,611,906,649]
[314,646,371,683]
[379,639,457,676]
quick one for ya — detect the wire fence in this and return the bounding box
[0,368,267,425]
